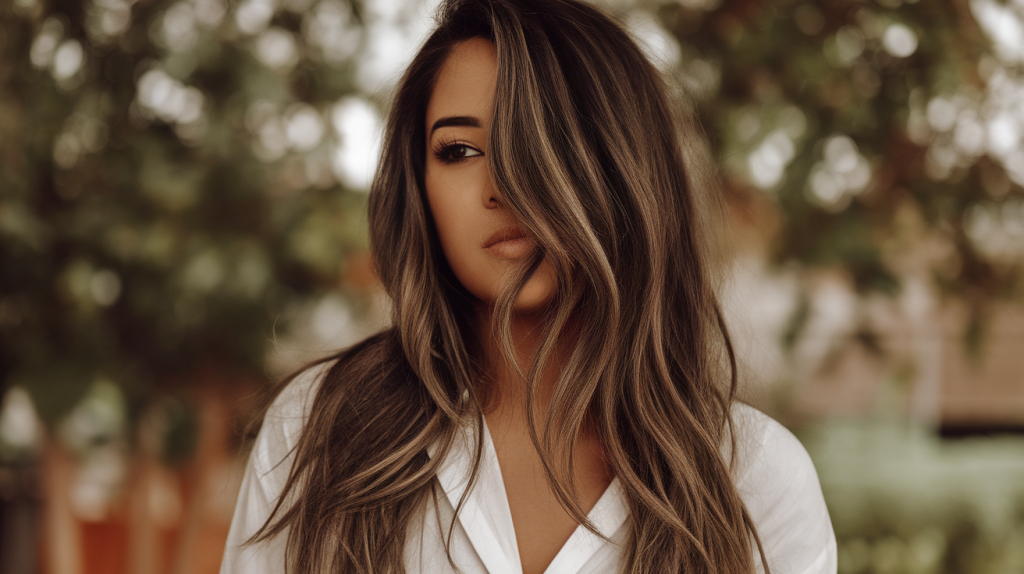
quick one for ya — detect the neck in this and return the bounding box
[476,306,560,420]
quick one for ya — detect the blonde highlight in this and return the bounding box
[246,1,770,572]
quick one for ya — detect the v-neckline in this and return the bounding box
[430,417,629,574]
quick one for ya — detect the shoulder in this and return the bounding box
[250,332,403,476]
[221,361,333,574]
[250,360,332,482]
[727,403,838,574]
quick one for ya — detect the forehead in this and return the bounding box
[425,38,498,129]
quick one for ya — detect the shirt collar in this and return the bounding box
[428,417,629,574]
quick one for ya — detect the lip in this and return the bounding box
[482,226,527,248]
[483,225,535,259]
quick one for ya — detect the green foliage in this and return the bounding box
[159,397,198,466]
[1,0,373,423]
[1,0,1023,428]
[658,0,1023,302]
[804,422,1024,574]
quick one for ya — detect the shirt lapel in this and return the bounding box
[432,421,522,574]
[541,477,629,574]
[429,419,630,574]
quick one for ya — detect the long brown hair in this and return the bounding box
[248,0,768,572]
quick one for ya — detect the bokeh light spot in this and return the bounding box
[52,39,84,81]
[331,97,382,191]
[285,104,325,151]
[90,270,122,307]
[883,23,918,57]
[256,27,299,70]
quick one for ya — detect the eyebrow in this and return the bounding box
[429,115,481,136]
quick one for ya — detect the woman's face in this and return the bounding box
[424,38,557,313]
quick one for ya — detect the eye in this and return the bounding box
[433,141,483,164]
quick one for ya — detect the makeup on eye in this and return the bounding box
[431,138,484,164]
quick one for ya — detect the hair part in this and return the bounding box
[247,1,769,572]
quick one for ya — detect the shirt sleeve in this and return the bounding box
[220,362,329,574]
[730,404,838,574]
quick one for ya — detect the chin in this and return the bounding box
[511,263,557,314]
[513,292,553,314]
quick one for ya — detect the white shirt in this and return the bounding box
[221,362,837,574]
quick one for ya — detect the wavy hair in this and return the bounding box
[248,0,768,572]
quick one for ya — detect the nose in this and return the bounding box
[483,176,500,209]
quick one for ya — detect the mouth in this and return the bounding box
[483,225,535,259]
[483,226,527,249]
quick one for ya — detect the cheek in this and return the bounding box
[425,170,491,299]
[424,164,557,309]
[427,195,462,257]
[425,171,465,255]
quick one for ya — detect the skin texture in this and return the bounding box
[424,38,557,313]
[424,38,613,574]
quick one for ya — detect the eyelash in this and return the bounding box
[431,138,483,164]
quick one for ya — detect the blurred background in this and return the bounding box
[1,0,1023,572]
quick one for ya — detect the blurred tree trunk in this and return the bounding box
[905,274,944,431]
[0,462,40,574]
[170,391,234,574]
[40,442,81,574]
[126,433,165,574]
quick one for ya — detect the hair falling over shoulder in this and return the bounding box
[246,0,770,572]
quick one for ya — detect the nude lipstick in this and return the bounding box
[483,226,535,259]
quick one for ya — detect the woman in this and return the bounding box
[221,0,837,572]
